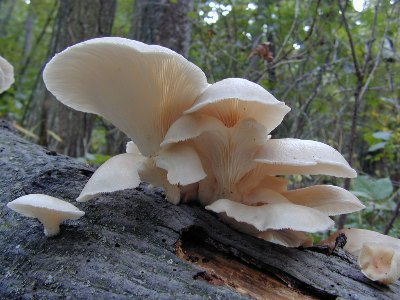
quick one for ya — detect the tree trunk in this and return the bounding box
[0,0,17,38]
[1,121,399,299]
[131,0,194,57]
[25,0,116,157]
[105,0,195,156]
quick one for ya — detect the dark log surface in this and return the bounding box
[1,120,399,300]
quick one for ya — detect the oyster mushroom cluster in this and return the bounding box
[39,37,364,247]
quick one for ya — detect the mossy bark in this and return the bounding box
[1,121,399,299]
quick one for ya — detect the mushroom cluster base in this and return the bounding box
[1,120,399,299]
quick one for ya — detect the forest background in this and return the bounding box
[0,0,399,239]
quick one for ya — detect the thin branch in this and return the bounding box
[20,2,59,126]
[338,0,362,80]
[298,0,321,44]
[280,58,345,99]
[331,86,397,96]
[18,2,58,80]
[274,0,300,60]
[384,189,400,234]
[361,0,380,76]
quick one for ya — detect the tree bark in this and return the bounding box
[131,0,194,57]
[105,0,195,156]
[25,0,116,158]
[1,121,399,300]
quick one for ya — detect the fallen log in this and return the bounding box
[0,120,398,299]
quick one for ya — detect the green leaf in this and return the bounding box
[351,190,373,200]
[187,11,198,20]
[351,176,393,201]
[85,153,112,165]
[372,131,392,141]
[380,97,397,105]
[368,142,387,152]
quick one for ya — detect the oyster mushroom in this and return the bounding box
[43,37,208,157]
[7,194,85,237]
[0,55,14,93]
[43,37,208,204]
[358,242,400,285]
[205,199,335,233]
[323,228,400,284]
[184,78,291,130]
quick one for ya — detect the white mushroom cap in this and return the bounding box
[77,143,205,204]
[0,55,14,93]
[255,138,357,178]
[7,194,85,237]
[206,199,334,232]
[77,153,146,202]
[282,185,365,216]
[216,210,313,247]
[126,141,142,155]
[43,37,208,157]
[155,143,206,186]
[258,229,313,248]
[184,78,290,132]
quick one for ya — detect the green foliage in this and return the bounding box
[0,0,57,121]
[112,0,134,36]
[351,176,393,201]
[84,153,112,166]
[348,176,398,233]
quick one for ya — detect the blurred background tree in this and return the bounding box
[25,0,116,157]
[0,0,399,235]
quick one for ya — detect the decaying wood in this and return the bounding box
[1,121,399,299]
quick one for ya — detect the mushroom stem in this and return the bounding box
[38,216,62,237]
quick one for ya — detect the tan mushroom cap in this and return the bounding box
[336,228,400,256]
[258,229,313,248]
[7,194,85,237]
[358,242,400,285]
[161,114,226,147]
[0,55,14,93]
[322,228,400,285]
[237,170,289,196]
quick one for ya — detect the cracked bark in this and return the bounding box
[1,121,399,299]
